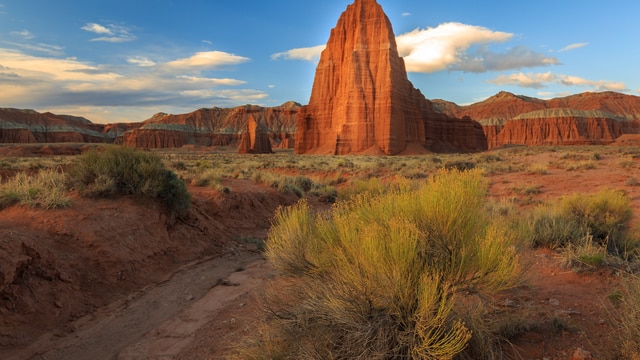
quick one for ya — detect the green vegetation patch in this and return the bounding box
[67,146,190,217]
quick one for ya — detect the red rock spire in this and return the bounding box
[295,0,487,155]
[295,0,425,155]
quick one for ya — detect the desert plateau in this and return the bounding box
[2,0,640,359]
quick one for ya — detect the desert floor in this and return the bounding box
[1,144,639,359]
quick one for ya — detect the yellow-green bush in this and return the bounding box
[256,169,520,359]
[520,189,634,256]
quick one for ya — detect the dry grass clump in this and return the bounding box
[240,169,520,359]
[0,169,70,209]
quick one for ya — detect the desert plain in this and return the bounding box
[0,143,639,359]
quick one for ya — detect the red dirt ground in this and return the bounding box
[0,145,639,359]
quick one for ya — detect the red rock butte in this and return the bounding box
[295,0,487,155]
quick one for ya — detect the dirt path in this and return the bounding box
[6,251,264,360]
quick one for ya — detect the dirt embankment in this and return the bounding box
[0,180,296,359]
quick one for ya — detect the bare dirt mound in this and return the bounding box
[0,180,296,359]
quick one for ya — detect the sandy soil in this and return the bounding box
[0,145,639,359]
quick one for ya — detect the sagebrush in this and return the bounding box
[238,169,520,359]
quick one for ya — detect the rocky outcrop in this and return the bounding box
[295,0,485,155]
[121,103,299,149]
[238,116,273,154]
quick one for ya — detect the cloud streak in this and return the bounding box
[488,71,627,92]
[10,29,34,39]
[166,51,250,70]
[271,45,325,62]
[273,22,559,74]
[81,22,136,43]
[559,42,589,52]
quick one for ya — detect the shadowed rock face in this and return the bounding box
[295,0,486,155]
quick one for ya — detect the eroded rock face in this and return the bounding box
[238,116,273,154]
[295,0,485,155]
[495,115,624,146]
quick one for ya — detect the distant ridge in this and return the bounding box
[1,93,639,149]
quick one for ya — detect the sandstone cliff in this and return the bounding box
[295,0,485,155]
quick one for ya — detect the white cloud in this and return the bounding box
[559,42,589,52]
[202,40,213,45]
[396,23,512,72]
[127,57,156,67]
[397,23,559,73]
[557,74,626,91]
[166,51,250,70]
[82,23,113,35]
[81,22,136,43]
[271,45,325,62]
[488,72,556,89]
[488,71,627,92]
[402,12,411,17]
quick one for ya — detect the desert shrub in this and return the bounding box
[519,189,634,256]
[0,169,71,209]
[67,146,190,216]
[443,160,476,171]
[255,169,520,359]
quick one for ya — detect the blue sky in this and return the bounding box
[0,0,638,123]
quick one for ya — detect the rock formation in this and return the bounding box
[295,0,486,155]
[0,108,118,144]
[121,103,299,149]
[238,115,273,154]
[433,91,640,149]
